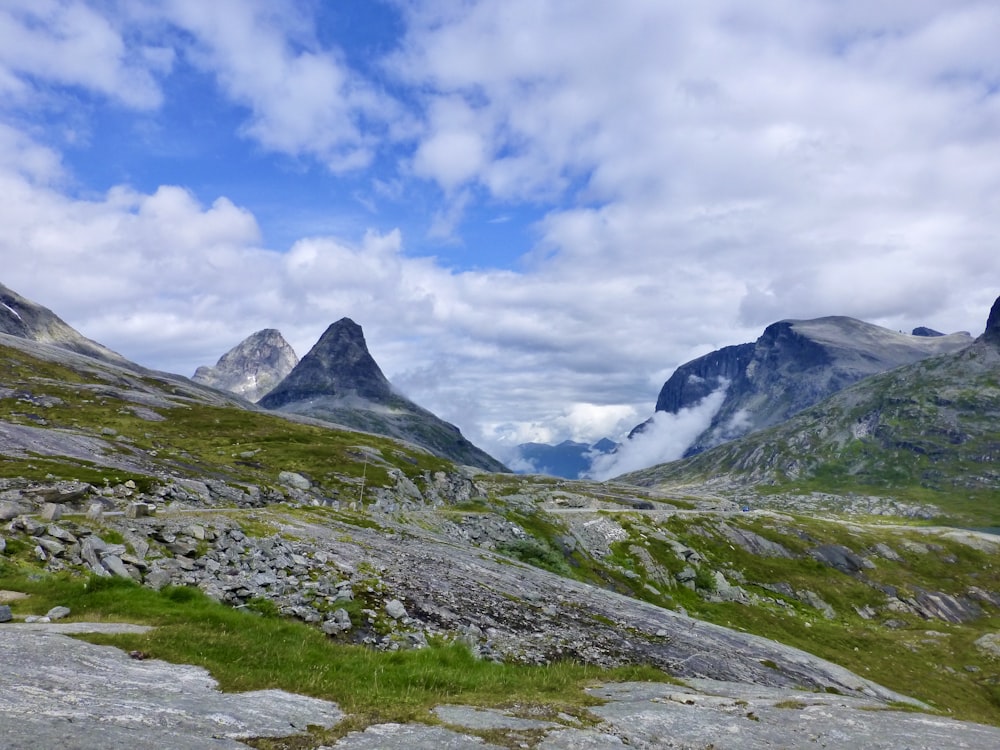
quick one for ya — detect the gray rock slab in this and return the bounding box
[433,705,560,731]
[537,728,627,749]
[584,681,1000,750]
[0,625,343,749]
[322,722,505,749]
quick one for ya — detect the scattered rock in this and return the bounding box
[385,599,408,620]
[45,606,71,621]
[279,471,312,491]
[975,633,1000,659]
[0,605,11,623]
[125,502,155,519]
[40,503,62,521]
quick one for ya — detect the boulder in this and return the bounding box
[0,604,11,623]
[975,633,1000,659]
[278,471,311,491]
[40,503,62,522]
[385,599,408,620]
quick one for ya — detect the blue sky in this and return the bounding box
[2,0,1000,470]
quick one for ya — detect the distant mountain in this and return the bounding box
[193,329,298,402]
[621,296,1000,500]
[515,438,617,479]
[259,318,508,472]
[0,281,129,365]
[632,315,971,456]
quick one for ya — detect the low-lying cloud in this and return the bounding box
[585,383,729,481]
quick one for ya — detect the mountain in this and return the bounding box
[0,281,129,365]
[634,315,971,455]
[259,318,508,472]
[515,438,617,478]
[192,329,298,402]
[621,297,1000,523]
[2,285,1000,735]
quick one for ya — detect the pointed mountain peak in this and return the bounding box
[258,318,392,408]
[983,296,1000,345]
[193,328,299,402]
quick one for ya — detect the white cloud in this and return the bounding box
[162,0,400,171]
[585,384,729,481]
[0,0,166,109]
[1,1,1000,471]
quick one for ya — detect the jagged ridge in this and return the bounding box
[192,329,299,403]
[637,315,971,456]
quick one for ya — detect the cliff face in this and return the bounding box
[192,329,298,403]
[982,296,1000,346]
[638,315,972,457]
[623,298,1000,494]
[653,343,755,414]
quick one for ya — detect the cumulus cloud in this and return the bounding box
[1,1,1000,468]
[585,384,729,481]
[0,0,167,109]
[162,0,401,171]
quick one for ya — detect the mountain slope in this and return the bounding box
[639,315,971,455]
[621,298,1000,524]
[1,282,129,365]
[259,318,508,472]
[192,328,298,402]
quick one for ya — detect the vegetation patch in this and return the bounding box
[0,568,672,740]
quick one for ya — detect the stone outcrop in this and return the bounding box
[192,328,298,402]
[0,625,343,749]
[6,629,1000,749]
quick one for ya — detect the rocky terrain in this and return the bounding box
[5,623,1000,750]
[193,328,299,402]
[631,315,971,455]
[1,284,1000,747]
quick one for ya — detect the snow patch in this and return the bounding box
[1,302,22,321]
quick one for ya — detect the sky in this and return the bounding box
[1,0,999,470]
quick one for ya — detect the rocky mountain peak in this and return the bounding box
[258,318,392,409]
[633,313,973,460]
[983,296,1000,346]
[192,328,298,403]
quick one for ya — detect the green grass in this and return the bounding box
[0,568,672,741]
